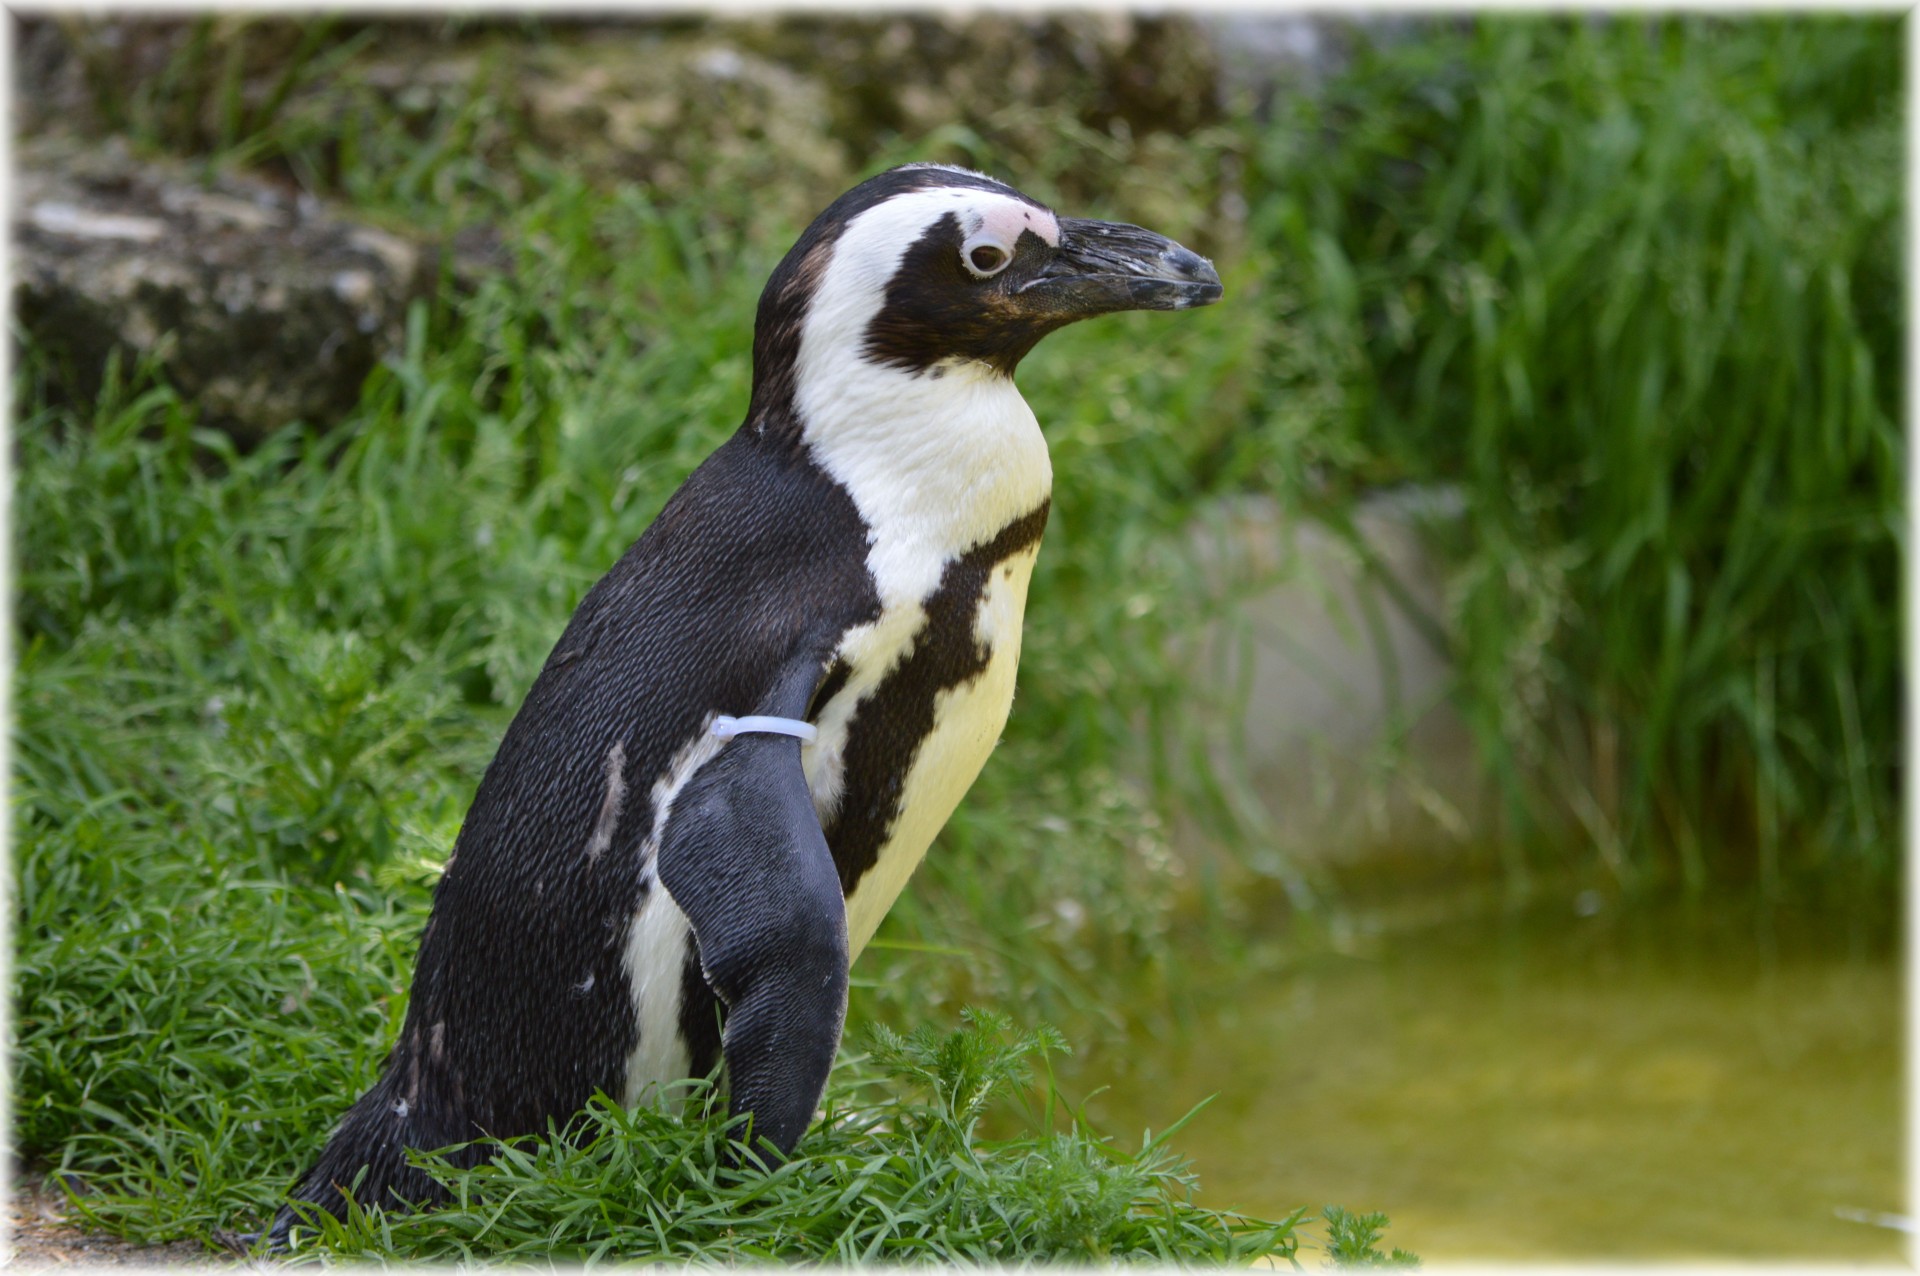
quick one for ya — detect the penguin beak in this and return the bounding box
[1017,217,1224,318]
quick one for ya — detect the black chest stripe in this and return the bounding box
[823,498,1051,896]
[807,659,852,722]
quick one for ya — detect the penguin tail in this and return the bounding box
[267,1072,461,1251]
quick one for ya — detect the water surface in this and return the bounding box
[1074,880,1900,1262]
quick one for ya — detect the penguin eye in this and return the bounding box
[962,239,1012,279]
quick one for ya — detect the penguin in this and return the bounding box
[271,163,1221,1243]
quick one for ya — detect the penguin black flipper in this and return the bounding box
[656,651,849,1159]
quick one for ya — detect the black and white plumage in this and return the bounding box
[273,164,1221,1242]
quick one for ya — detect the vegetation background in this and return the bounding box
[10,12,1900,1264]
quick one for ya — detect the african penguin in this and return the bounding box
[272,163,1221,1243]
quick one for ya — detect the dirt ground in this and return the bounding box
[6,1177,228,1268]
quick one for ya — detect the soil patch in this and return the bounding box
[7,1176,226,1268]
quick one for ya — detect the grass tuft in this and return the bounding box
[281,1011,1307,1265]
[1242,17,1901,881]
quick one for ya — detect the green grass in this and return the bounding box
[13,11,1896,1264]
[1241,17,1902,885]
[269,1012,1309,1265]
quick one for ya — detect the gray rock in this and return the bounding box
[1181,489,1479,865]
[1196,14,1441,115]
[16,14,1233,246]
[12,137,434,440]
[300,14,1228,241]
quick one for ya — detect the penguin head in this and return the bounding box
[749,165,1221,420]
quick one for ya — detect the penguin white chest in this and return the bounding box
[829,541,1040,957]
[790,305,1055,961]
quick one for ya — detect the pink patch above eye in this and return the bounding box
[977,200,1059,249]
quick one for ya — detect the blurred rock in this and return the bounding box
[11,14,349,152]
[1196,13,1439,115]
[7,12,1264,441]
[1182,490,1480,863]
[512,30,848,229]
[14,14,1234,247]
[734,12,1226,244]
[12,138,434,439]
[741,13,1220,148]
[11,16,92,139]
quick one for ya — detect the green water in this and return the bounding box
[1073,877,1902,1262]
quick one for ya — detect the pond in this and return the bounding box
[1071,872,1901,1262]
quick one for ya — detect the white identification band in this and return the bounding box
[712,714,819,744]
